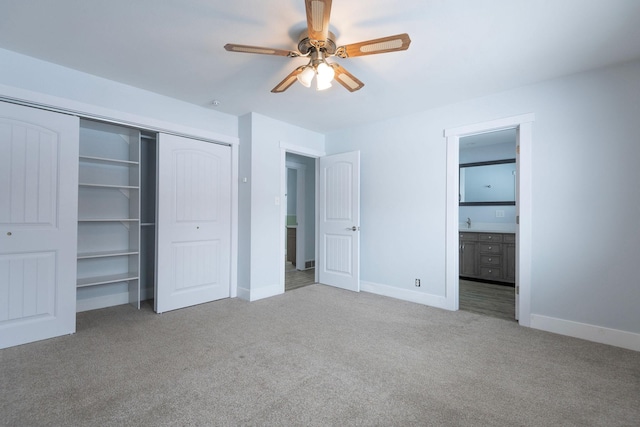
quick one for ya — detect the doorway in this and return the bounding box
[284,152,316,291]
[458,129,517,321]
[444,113,534,326]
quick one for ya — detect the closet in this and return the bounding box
[76,120,157,311]
[1,99,233,349]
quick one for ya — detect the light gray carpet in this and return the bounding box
[1,284,639,426]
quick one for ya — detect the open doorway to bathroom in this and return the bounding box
[458,129,517,321]
[284,153,316,291]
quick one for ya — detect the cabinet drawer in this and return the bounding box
[478,243,501,254]
[479,267,502,279]
[459,232,478,241]
[479,255,501,266]
[503,233,516,243]
[478,233,503,242]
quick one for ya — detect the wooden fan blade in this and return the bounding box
[336,33,411,58]
[224,43,299,57]
[330,63,364,92]
[271,67,304,93]
[305,0,332,46]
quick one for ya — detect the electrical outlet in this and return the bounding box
[495,210,505,218]
[415,278,421,287]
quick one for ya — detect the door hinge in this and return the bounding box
[516,285,519,295]
[516,215,520,224]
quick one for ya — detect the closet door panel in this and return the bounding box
[156,134,231,313]
[0,102,78,349]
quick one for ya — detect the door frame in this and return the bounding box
[444,113,534,326]
[279,142,325,292]
[285,160,307,271]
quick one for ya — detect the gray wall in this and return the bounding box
[326,59,640,335]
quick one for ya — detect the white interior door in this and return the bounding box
[515,135,521,321]
[156,134,231,313]
[318,151,360,291]
[0,102,79,349]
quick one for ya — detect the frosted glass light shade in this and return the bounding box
[297,66,315,88]
[315,62,335,91]
[316,62,335,81]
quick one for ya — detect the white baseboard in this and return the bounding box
[360,280,448,310]
[236,283,283,302]
[530,314,640,352]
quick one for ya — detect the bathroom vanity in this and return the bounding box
[459,231,515,284]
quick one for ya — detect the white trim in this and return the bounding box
[444,135,460,311]
[279,141,326,157]
[230,142,239,298]
[247,283,283,302]
[236,286,251,302]
[285,160,307,273]
[0,84,239,146]
[530,314,640,352]
[280,142,324,294]
[361,281,448,309]
[444,113,535,326]
[444,113,535,137]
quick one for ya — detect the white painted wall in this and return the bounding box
[237,113,324,301]
[0,48,238,139]
[0,47,240,312]
[325,60,640,339]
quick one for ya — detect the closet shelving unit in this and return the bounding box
[77,120,142,308]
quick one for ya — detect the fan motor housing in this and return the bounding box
[298,30,337,55]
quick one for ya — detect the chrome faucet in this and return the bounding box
[466,217,471,228]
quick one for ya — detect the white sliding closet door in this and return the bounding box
[0,102,79,349]
[156,134,231,313]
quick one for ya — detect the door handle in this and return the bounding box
[346,226,359,231]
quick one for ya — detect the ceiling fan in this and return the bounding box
[224,0,411,93]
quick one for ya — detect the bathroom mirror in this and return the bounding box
[459,159,516,205]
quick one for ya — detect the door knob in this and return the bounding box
[346,226,359,231]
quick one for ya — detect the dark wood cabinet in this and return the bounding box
[287,227,296,266]
[459,231,515,284]
[459,232,478,277]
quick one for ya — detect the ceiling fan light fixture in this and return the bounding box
[315,61,334,91]
[297,65,315,87]
[316,61,335,81]
[225,1,410,94]
[316,78,332,91]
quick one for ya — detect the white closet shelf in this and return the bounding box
[77,273,139,288]
[77,250,139,259]
[79,155,139,165]
[78,218,140,222]
[79,183,140,189]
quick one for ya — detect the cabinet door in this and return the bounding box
[0,102,78,349]
[156,134,231,313]
[459,240,477,277]
[505,242,516,283]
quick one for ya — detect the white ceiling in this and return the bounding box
[1,0,640,133]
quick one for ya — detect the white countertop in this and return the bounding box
[459,222,516,233]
